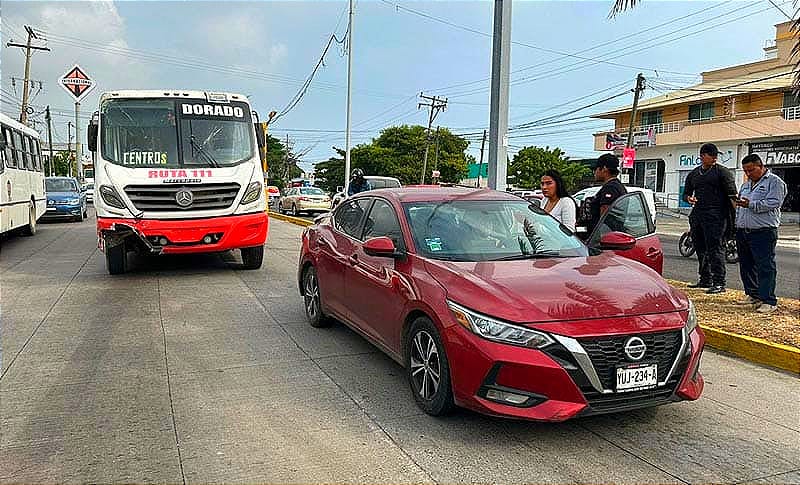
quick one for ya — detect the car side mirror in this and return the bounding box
[363,236,403,258]
[598,231,636,251]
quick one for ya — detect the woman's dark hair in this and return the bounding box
[542,169,570,198]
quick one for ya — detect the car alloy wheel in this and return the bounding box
[410,330,441,400]
[303,266,331,328]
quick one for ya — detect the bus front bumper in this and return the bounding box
[97,212,268,254]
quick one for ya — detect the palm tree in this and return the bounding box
[609,1,800,90]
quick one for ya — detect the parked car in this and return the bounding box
[43,177,87,222]
[573,185,657,226]
[83,183,94,203]
[279,186,331,216]
[331,176,402,208]
[298,187,700,421]
[266,185,281,209]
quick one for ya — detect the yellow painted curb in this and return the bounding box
[700,325,800,375]
[268,211,313,227]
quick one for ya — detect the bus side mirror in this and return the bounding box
[0,139,6,151]
[254,123,265,149]
[88,124,98,153]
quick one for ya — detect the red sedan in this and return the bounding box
[297,188,704,421]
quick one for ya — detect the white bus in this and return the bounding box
[88,90,268,274]
[1,113,46,236]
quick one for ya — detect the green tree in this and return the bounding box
[264,134,302,190]
[313,125,471,192]
[50,151,74,177]
[508,146,589,193]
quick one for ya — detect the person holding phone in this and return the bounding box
[734,154,787,313]
[682,143,737,294]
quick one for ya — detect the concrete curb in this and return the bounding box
[268,215,799,374]
[700,325,800,375]
[268,211,313,227]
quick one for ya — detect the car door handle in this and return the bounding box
[646,247,662,259]
[348,254,359,266]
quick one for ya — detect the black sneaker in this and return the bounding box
[688,281,712,288]
[706,285,726,294]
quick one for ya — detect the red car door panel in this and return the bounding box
[589,192,664,274]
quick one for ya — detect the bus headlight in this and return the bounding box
[240,181,262,205]
[100,185,126,209]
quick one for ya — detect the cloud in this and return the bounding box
[270,44,289,66]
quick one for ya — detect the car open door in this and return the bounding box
[587,191,664,274]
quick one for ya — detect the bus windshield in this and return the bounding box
[100,98,255,168]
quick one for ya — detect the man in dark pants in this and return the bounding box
[734,154,787,313]
[587,153,627,234]
[683,143,737,294]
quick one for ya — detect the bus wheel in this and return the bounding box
[21,203,36,236]
[106,240,127,275]
[241,245,264,270]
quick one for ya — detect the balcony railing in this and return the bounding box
[783,106,800,120]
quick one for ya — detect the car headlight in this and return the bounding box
[99,185,126,209]
[685,300,698,334]
[447,301,554,349]
[240,181,262,205]
[65,198,80,205]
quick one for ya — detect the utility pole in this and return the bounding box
[432,126,441,183]
[75,102,81,182]
[487,0,512,191]
[624,73,646,183]
[67,121,74,177]
[477,129,487,188]
[418,93,447,185]
[6,26,50,125]
[45,106,54,176]
[344,0,354,194]
[625,73,646,149]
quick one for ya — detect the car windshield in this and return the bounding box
[300,187,325,195]
[46,179,78,192]
[100,98,254,168]
[404,199,587,262]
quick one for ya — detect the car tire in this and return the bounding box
[105,240,127,275]
[302,266,332,328]
[405,316,455,416]
[241,245,264,270]
[21,202,36,236]
[678,232,695,258]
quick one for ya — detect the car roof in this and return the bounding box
[352,187,521,204]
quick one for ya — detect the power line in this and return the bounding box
[378,0,697,76]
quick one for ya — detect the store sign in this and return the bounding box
[677,145,738,170]
[749,139,800,166]
[622,148,636,169]
[605,128,656,151]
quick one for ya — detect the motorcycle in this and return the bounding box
[678,231,739,264]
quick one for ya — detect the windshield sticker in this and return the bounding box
[180,103,245,119]
[425,237,443,252]
[123,151,168,165]
[148,169,213,179]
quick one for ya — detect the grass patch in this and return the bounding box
[668,280,800,348]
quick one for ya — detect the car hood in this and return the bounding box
[424,252,686,324]
[47,191,81,200]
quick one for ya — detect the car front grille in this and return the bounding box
[578,330,683,389]
[124,183,240,212]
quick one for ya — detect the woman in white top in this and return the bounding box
[540,169,577,231]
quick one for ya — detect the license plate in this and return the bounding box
[616,364,658,392]
[46,207,56,212]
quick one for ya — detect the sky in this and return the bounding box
[0,0,791,172]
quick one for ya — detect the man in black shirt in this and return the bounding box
[683,143,737,294]
[587,153,627,233]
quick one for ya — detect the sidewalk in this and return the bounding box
[656,215,800,250]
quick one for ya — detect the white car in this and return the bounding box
[573,185,657,225]
[83,183,94,203]
[331,176,402,208]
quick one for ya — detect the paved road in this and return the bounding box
[1,214,799,483]
[659,234,800,300]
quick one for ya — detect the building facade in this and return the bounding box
[592,21,799,216]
